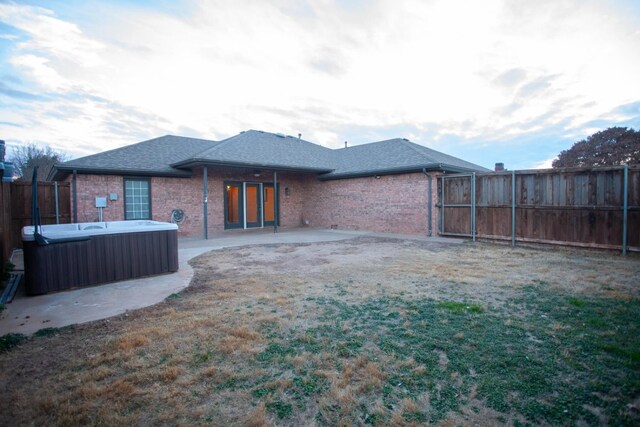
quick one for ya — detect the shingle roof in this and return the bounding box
[171,130,334,172]
[51,135,216,179]
[51,130,489,180]
[323,138,490,179]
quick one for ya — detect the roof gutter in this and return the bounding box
[171,158,334,174]
[49,166,193,181]
[318,163,482,181]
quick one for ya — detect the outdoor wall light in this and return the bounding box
[375,175,381,179]
[285,186,290,196]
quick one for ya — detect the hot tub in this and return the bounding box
[22,220,179,295]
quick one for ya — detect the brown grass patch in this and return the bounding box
[154,366,184,382]
[1,238,638,426]
[413,364,427,376]
[245,402,269,427]
[105,379,136,400]
[228,325,262,340]
[435,350,449,371]
[115,334,149,351]
[201,366,217,377]
[85,365,113,382]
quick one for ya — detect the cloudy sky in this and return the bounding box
[1,0,639,170]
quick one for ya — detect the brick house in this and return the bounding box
[49,130,488,237]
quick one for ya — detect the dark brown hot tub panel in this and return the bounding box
[23,230,179,295]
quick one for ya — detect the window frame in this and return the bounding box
[123,177,152,220]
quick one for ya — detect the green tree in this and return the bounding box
[9,143,69,181]
[552,127,640,168]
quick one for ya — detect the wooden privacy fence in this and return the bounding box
[0,181,71,261]
[0,182,11,261]
[439,164,640,253]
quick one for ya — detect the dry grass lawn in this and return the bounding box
[0,237,639,426]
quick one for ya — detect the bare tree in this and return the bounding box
[553,127,640,168]
[9,143,70,181]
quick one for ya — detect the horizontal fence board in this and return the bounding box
[440,165,640,251]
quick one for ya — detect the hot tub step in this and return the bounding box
[0,273,23,304]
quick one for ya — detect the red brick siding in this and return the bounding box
[302,172,440,235]
[276,172,309,228]
[151,175,203,235]
[69,175,124,223]
[70,170,312,236]
[205,170,310,230]
[70,170,441,236]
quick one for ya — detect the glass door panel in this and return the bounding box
[264,186,275,224]
[225,183,243,229]
[245,184,261,228]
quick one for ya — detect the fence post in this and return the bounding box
[273,171,278,233]
[622,164,628,256]
[54,181,59,224]
[72,170,78,223]
[427,174,433,236]
[0,182,11,261]
[471,172,476,242]
[440,175,445,235]
[203,166,208,240]
[511,170,516,247]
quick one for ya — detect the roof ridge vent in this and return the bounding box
[402,138,410,141]
[275,133,285,138]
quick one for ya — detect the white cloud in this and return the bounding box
[531,157,556,170]
[0,0,639,164]
[10,54,68,90]
[0,3,104,67]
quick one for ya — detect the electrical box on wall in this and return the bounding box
[109,192,118,201]
[95,197,107,208]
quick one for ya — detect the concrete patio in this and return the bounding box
[0,228,461,336]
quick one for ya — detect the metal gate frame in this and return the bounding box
[439,173,477,242]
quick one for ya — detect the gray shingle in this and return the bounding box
[52,135,217,179]
[51,131,489,181]
[172,130,334,172]
[323,138,490,179]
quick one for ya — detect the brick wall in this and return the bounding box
[70,175,124,223]
[151,175,203,235]
[70,170,311,236]
[302,172,440,235]
[70,170,440,236]
[276,172,309,228]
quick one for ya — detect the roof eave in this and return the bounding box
[318,163,486,181]
[49,166,193,181]
[171,158,334,174]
